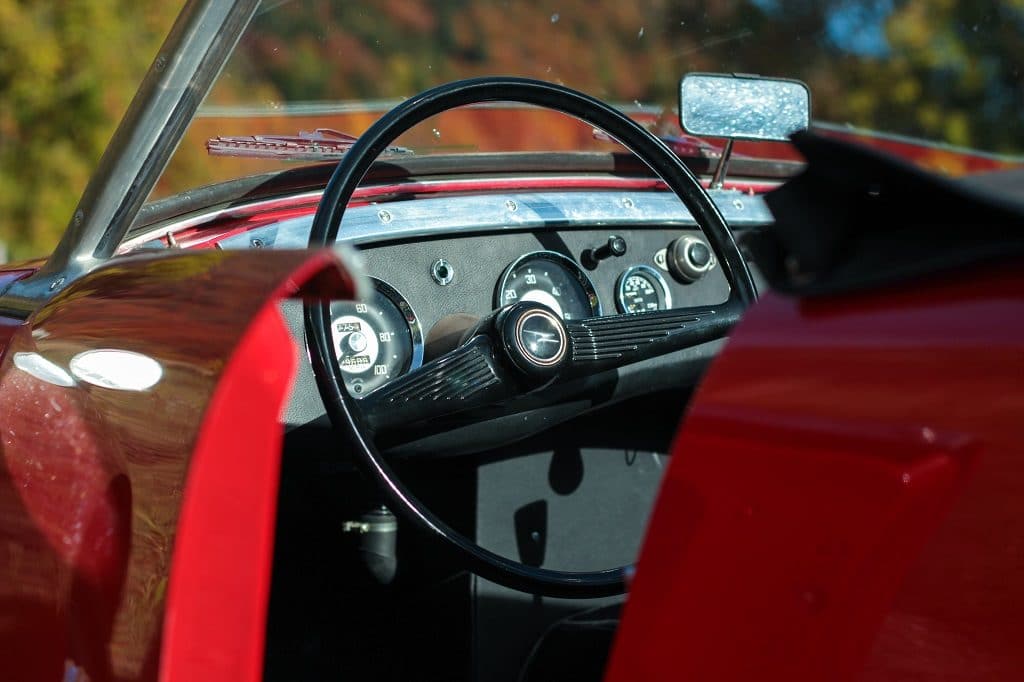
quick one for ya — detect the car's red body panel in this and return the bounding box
[608,261,1024,681]
[0,250,355,681]
[0,269,36,296]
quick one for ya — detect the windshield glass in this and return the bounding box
[155,0,1024,198]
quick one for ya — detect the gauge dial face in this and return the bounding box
[616,265,672,314]
[496,251,600,321]
[329,279,423,397]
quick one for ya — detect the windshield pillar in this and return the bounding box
[0,0,259,316]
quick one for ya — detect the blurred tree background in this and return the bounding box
[1,0,1022,262]
[0,3,180,261]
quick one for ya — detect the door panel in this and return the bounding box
[608,261,1024,682]
[0,249,356,681]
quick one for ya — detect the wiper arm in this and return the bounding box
[206,128,412,161]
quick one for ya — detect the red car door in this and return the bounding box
[608,260,1024,681]
[0,249,356,682]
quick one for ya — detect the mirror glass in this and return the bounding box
[679,74,810,142]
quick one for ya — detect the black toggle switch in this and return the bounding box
[582,235,627,269]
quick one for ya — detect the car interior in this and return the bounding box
[116,62,1024,682]
[116,74,791,681]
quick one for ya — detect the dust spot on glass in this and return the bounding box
[550,12,559,23]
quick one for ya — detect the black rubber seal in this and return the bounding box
[751,130,1024,297]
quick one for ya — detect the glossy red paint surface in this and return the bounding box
[813,127,1019,175]
[158,304,293,682]
[607,261,1024,681]
[0,249,356,681]
[0,267,36,298]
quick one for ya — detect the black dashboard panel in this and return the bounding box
[358,226,731,347]
[274,224,743,457]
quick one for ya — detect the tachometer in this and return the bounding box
[329,279,423,397]
[495,251,600,321]
[616,265,672,314]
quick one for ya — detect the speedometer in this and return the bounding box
[329,279,423,397]
[495,251,600,321]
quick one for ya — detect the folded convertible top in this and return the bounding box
[750,130,1024,297]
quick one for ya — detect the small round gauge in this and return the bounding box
[329,279,423,397]
[495,251,601,321]
[616,265,673,314]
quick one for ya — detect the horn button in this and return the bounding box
[499,303,569,378]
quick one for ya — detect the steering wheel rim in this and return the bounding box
[305,77,756,598]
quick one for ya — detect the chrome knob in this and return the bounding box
[668,235,715,283]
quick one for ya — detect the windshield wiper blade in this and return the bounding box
[206,128,412,161]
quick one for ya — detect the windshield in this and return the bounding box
[155,0,1024,198]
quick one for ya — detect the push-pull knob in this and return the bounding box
[668,235,714,282]
[582,235,627,269]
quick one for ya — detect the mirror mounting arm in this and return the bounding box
[710,138,735,189]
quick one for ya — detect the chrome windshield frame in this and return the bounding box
[0,0,259,315]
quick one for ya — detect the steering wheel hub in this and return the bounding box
[501,304,568,375]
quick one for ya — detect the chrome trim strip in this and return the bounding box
[214,189,773,251]
[119,190,325,251]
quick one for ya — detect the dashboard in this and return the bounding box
[130,183,772,453]
[317,228,727,399]
[214,189,769,411]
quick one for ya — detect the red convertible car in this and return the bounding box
[1,1,1023,681]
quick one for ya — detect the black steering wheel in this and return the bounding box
[306,77,756,598]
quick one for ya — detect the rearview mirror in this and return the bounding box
[679,73,810,142]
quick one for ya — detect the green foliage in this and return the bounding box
[0,2,179,260]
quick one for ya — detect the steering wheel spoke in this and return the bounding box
[360,336,514,431]
[566,300,742,374]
